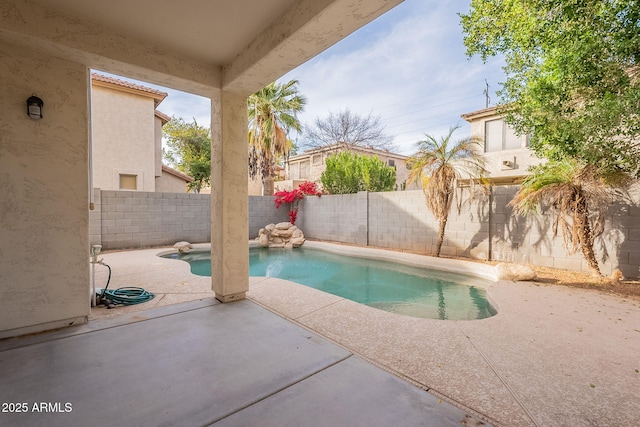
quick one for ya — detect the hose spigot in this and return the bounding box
[90,245,102,263]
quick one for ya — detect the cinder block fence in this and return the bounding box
[90,187,640,279]
[297,188,640,279]
[90,189,288,250]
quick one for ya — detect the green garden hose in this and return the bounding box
[101,287,155,305]
[98,262,155,306]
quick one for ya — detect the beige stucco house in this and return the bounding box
[276,143,410,192]
[158,164,196,192]
[91,73,193,192]
[0,0,403,338]
[462,106,541,183]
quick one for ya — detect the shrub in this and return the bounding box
[274,181,322,224]
[321,151,396,194]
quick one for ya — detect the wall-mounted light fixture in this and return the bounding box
[26,94,44,119]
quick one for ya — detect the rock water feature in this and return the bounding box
[256,222,305,249]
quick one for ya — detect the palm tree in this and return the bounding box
[407,125,487,257]
[509,158,634,276]
[248,80,306,195]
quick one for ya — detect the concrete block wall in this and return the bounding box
[489,185,574,267]
[91,187,640,278]
[305,190,491,259]
[249,196,290,238]
[92,191,288,250]
[367,191,435,253]
[98,190,210,249]
[296,192,367,245]
[488,186,640,278]
[602,195,640,278]
[299,188,640,279]
[440,192,491,260]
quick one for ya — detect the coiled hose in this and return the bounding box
[98,262,155,307]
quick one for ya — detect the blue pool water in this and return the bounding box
[161,247,496,320]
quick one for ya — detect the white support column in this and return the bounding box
[210,89,249,302]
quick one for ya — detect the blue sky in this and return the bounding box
[277,0,506,154]
[99,0,505,156]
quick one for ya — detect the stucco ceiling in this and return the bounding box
[31,0,297,65]
[4,0,403,95]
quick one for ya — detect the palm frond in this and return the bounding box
[247,80,306,188]
[509,157,636,275]
[407,125,487,223]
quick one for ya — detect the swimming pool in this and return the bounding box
[161,246,496,320]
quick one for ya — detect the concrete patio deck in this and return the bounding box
[2,242,638,426]
[0,298,480,427]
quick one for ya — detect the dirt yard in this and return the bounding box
[530,264,640,300]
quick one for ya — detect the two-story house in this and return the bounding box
[461,106,540,183]
[90,72,193,192]
[278,143,410,193]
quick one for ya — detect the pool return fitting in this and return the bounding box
[90,245,155,309]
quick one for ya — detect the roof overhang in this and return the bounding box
[162,164,194,182]
[1,0,404,96]
[461,106,500,122]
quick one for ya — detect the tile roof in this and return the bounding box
[155,110,172,124]
[162,164,194,182]
[91,73,168,105]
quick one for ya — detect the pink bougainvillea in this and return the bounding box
[274,181,321,225]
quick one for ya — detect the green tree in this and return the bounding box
[163,117,211,193]
[248,80,306,195]
[461,0,640,177]
[407,126,486,257]
[320,151,396,194]
[509,158,634,276]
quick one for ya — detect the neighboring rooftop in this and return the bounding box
[91,72,168,107]
[162,164,194,182]
[291,143,409,160]
[155,110,172,124]
[461,105,502,122]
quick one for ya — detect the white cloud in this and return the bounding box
[156,90,210,127]
[280,0,505,154]
[95,1,506,156]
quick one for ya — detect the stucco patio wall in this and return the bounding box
[91,189,288,250]
[297,188,640,279]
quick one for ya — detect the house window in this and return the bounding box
[299,160,310,179]
[119,174,137,190]
[289,162,297,179]
[312,154,321,166]
[387,159,396,168]
[485,119,521,152]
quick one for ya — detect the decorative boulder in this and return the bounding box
[256,223,305,248]
[611,269,624,281]
[174,241,192,253]
[495,262,537,281]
